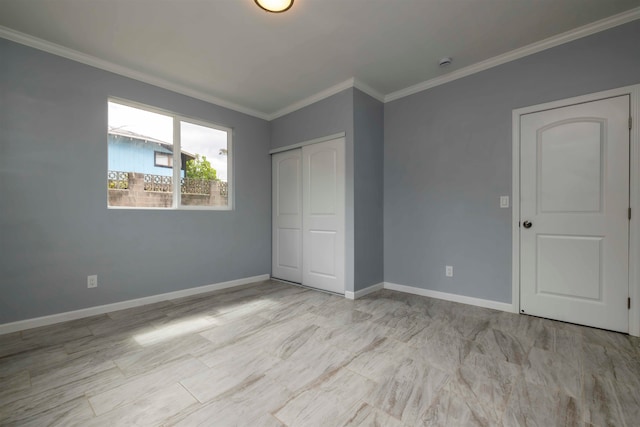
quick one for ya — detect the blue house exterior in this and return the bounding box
[108,130,193,177]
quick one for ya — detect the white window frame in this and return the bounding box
[108,97,233,211]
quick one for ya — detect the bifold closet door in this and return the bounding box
[272,137,345,294]
[272,149,303,283]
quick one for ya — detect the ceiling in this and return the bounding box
[1,0,639,119]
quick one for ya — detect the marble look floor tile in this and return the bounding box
[274,368,376,427]
[19,321,94,347]
[62,332,142,362]
[446,352,521,424]
[85,383,197,427]
[410,329,473,374]
[199,313,272,348]
[2,344,61,380]
[431,312,492,341]
[277,287,337,307]
[113,333,217,377]
[87,313,169,337]
[420,389,497,427]
[583,342,640,389]
[340,402,405,427]
[523,346,581,398]
[0,367,124,424]
[268,324,321,360]
[471,328,529,366]
[29,352,117,392]
[502,378,581,427]
[258,300,318,323]
[364,289,433,313]
[582,373,625,427]
[3,280,640,426]
[13,396,95,427]
[363,356,450,425]
[196,335,282,375]
[309,304,373,328]
[180,368,264,404]
[0,331,22,347]
[0,335,46,359]
[489,312,546,348]
[107,301,174,320]
[169,376,293,427]
[581,327,638,356]
[610,377,640,427]
[88,355,205,415]
[554,328,584,363]
[314,320,392,354]
[267,342,354,392]
[369,306,426,330]
[346,337,412,382]
[353,295,415,318]
[0,369,31,402]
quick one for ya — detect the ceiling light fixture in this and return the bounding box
[255,0,294,13]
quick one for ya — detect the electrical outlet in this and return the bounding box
[87,275,98,288]
[500,196,509,208]
[445,266,453,277]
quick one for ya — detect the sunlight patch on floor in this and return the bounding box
[134,316,219,346]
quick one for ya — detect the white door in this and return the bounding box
[520,95,630,332]
[302,138,346,294]
[272,149,303,283]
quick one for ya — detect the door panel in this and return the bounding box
[303,138,345,294]
[536,235,602,300]
[520,95,629,332]
[272,149,303,283]
[538,120,604,213]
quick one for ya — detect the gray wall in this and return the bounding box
[0,38,272,323]
[353,90,384,291]
[384,20,640,303]
[270,89,356,291]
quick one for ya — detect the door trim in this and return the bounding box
[512,84,640,336]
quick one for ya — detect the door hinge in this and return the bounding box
[628,297,631,310]
[629,207,632,220]
[630,117,633,130]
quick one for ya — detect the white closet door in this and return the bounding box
[272,149,303,283]
[302,138,346,294]
[520,95,629,332]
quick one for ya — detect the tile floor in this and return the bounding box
[1,280,639,426]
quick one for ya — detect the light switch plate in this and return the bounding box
[500,196,509,208]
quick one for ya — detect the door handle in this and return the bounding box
[523,221,532,229]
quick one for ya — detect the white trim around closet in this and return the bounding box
[269,132,346,155]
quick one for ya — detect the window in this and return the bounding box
[154,151,173,168]
[107,99,232,210]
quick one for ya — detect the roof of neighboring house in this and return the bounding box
[108,128,196,159]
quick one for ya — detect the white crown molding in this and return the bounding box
[267,78,356,120]
[0,25,270,120]
[268,77,386,120]
[385,6,640,103]
[353,78,385,103]
[2,6,639,119]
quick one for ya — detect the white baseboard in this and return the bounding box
[0,274,270,335]
[383,282,515,313]
[345,282,384,300]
